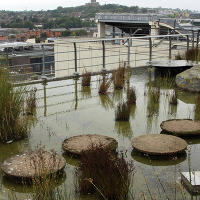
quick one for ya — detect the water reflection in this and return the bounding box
[81,86,91,99]
[43,82,47,117]
[99,94,114,110]
[131,150,187,166]
[2,172,66,194]
[74,79,78,110]
[115,121,133,139]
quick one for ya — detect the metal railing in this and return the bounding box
[0,32,199,85]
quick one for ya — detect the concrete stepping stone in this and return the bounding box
[1,149,66,181]
[131,134,187,156]
[62,134,118,156]
[161,119,200,136]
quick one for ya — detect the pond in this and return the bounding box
[0,66,200,200]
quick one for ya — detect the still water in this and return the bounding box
[0,66,200,199]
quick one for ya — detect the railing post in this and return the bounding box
[197,30,200,48]
[73,42,79,76]
[42,45,46,77]
[149,37,152,62]
[192,30,195,48]
[186,35,189,51]
[102,40,106,72]
[169,35,172,60]
[127,38,130,67]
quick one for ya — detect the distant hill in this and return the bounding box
[0,4,193,29]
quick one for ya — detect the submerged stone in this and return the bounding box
[161,119,200,136]
[131,134,187,156]
[62,134,118,156]
[1,150,66,181]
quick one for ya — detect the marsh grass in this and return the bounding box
[175,48,200,62]
[115,101,130,121]
[98,77,111,95]
[127,87,136,105]
[30,147,65,200]
[26,88,37,115]
[81,71,91,87]
[75,146,134,200]
[0,68,32,143]
[112,65,126,90]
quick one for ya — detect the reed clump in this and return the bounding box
[115,101,130,121]
[112,66,125,90]
[0,68,32,143]
[175,48,200,61]
[30,147,65,200]
[26,88,37,115]
[127,87,136,104]
[98,77,111,95]
[81,71,91,87]
[76,146,134,200]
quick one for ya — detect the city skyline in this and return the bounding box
[0,0,199,12]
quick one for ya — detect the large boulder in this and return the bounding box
[176,65,200,92]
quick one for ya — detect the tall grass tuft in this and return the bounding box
[175,48,200,62]
[75,146,134,200]
[112,66,125,90]
[26,88,37,115]
[115,101,130,121]
[127,87,136,104]
[81,71,91,87]
[98,77,111,95]
[0,68,32,143]
[185,48,200,61]
[27,146,66,200]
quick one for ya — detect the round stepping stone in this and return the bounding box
[62,134,118,156]
[1,150,66,180]
[161,119,200,136]
[131,134,187,156]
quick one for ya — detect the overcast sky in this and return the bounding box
[0,0,199,11]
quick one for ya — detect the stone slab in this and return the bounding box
[62,134,118,156]
[131,134,187,156]
[161,119,200,136]
[1,150,66,180]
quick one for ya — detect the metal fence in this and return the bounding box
[0,32,199,85]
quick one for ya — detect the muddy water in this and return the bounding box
[0,67,200,199]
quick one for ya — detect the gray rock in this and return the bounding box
[176,65,200,92]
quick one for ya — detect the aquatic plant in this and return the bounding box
[185,48,200,61]
[26,88,37,115]
[127,87,136,104]
[175,48,200,62]
[98,77,111,95]
[75,146,134,200]
[81,71,91,87]
[31,148,65,200]
[115,101,130,121]
[0,68,31,143]
[112,66,125,90]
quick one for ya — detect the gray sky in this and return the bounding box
[0,0,199,11]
